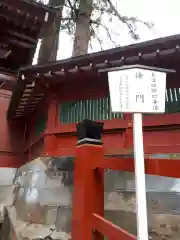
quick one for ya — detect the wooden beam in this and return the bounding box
[94,155,180,179]
[7,30,37,43]
[17,80,47,117]
[92,214,136,240]
[0,49,11,58]
[0,73,16,82]
[10,39,35,49]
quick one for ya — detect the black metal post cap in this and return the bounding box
[76,119,104,145]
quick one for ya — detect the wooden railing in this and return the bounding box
[72,120,180,240]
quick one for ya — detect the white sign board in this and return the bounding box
[108,68,166,113]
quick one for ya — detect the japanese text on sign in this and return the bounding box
[108,68,166,113]
[151,72,159,111]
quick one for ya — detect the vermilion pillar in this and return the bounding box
[72,120,104,240]
[124,114,133,150]
[44,94,57,156]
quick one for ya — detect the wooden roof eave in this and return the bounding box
[7,73,48,120]
[1,0,55,16]
[19,33,180,75]
[0,0,56,38]
[7,34,180,120]
[0,0,56,72]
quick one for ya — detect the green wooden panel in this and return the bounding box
[60,96,123,124]
[147,88,180,115]
[60,89,180,124]
[36,115,47,136]
[165,88,180,113]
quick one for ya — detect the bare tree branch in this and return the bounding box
[66,0,76,11]
[91,20,117,47]
[43,0,154,56]
[89,38,93,52]
[90,25,103,50]
[61,17,76,21]
[106,0,153,39]
[92,2,112,15]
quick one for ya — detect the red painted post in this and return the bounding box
[124,114,133,150]
[46,94,57,132]
[44,94,58,156]
[72,120,104,240]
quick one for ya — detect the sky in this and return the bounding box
[33,0,180,192]
[33,0,180,63]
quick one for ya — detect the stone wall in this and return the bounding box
[0,168,17,221]
[1,157,180,239]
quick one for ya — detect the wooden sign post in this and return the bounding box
[108,65,168,240]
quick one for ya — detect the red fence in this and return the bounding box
[71,120,180,240]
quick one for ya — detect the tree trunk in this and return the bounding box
[72,0,93,57]
[37,0,64,64]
